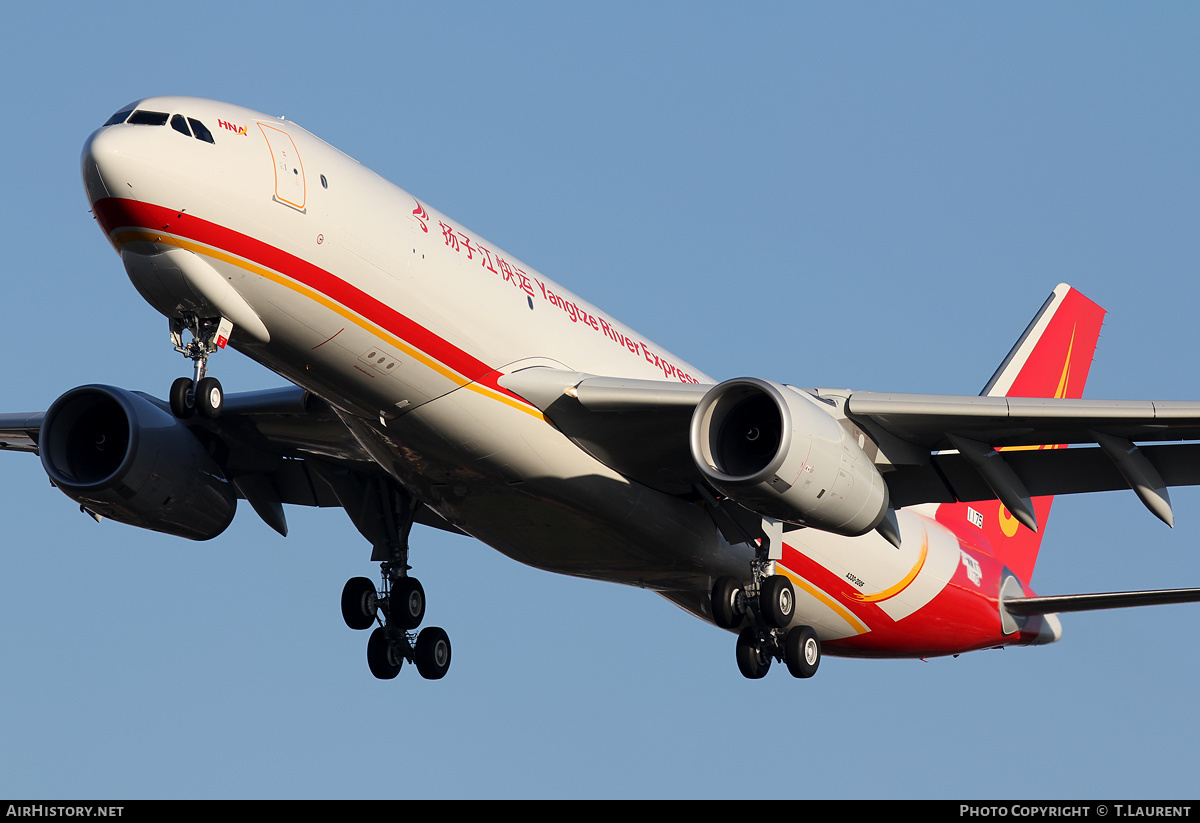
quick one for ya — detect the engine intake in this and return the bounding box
[690,377,888,536]
[40,385,237,540]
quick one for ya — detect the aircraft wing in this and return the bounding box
[499,368,1200,524]
[841,392,1200,510]
[845,392,1200,450]
[0,385,462,539]
[498,368,710,496]
[0,412,44,453]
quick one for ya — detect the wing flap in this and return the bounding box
[885,443,1200,507]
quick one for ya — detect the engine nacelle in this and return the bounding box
[689,377,888,537]
[40,385,237,540]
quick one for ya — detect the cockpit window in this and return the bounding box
[103,107,216,144]
[103,109,133,127]
[188,118,215,144]
[127,110,170,126]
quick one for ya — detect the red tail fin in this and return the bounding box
[939,284,1106,583]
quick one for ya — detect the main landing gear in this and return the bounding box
[712,562,821,680]
[331,475,451,681]
[341,566,451,680]
[168,313,228,419]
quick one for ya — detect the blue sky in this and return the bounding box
[2,2,1200,799]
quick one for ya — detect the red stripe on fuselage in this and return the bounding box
[782,530,1013,657]
[91,196,525,403]
[779,542,894,631]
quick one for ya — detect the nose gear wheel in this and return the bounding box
[168,314,226,419]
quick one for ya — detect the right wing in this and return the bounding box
[0,411,42,453]
[0,385,462,540]
[500,284,1200,533]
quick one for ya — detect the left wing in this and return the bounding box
[497,368,710,496]
[840,391,1200,520]
[499,367,1200,528]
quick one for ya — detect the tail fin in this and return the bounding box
[941,284,1106,582]
[981,283,1106,401]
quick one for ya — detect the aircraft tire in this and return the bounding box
[367,627,402,679]
[169,377,195,419]
[341,577,378,630]
[389,577,426,630]
[735,628,770,679]
[761,575,795,629]
[784,625,820,679]
[196,376,223,419]
[711,576,745,629]
[414,627,451,680]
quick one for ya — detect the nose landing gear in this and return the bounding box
[168,314,229,419]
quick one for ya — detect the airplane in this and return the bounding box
[4,95,1200,681]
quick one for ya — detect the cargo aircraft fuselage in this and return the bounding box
[12,96,1193,680]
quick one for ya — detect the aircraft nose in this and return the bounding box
[81,123,156,206]
[81,127,119,204]
[80,124,163,246]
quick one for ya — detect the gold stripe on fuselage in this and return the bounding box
[111,229,545,420]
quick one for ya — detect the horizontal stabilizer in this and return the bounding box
[1004,587,1200,616]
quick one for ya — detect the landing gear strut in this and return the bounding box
[332,475,451,681]
[168,313,227,419]
[711,534,821,680]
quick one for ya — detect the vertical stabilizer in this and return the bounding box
[938,284,1106,583]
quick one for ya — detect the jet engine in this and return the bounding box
[689,377,888,537]
[39,385,237,540]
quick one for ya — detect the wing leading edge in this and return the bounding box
[500,284,1200,530]
[499,371,1200,513]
